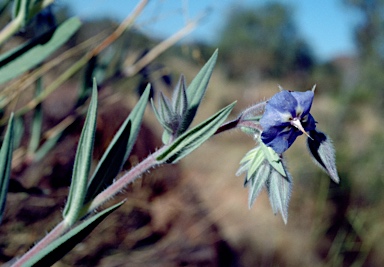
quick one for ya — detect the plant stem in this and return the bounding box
[85,150,162,213]
[214,117,240,135]
[11,221,66,267]
[10,146,163,267]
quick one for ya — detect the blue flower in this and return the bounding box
[260,89,317,154]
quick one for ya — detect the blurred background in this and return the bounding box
[1,0,383,266]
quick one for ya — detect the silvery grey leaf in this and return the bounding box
[267,167,292,224]
[307,130,340,183]
[248,161,271,208]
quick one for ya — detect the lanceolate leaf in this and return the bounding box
[63,80,98,225]
[260,140,286,177]
[179,49,218,133]
[84,85,150,204]
[307,129,340,183]
[0,17,81,84]
[23,201,124,267]
[248,162,270,208]
[27,77,43,155]
[237,138,292,224]
[172,75,188,120]
[156,101,235,164]
[267,167,292,224]
[0,114,14,224]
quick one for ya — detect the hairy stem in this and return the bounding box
[11,221,66,267]
[85,150,162,213]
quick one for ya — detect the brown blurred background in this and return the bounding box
[0,0,383,266]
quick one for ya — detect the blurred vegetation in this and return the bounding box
[0,0,383,266]
[217,3,314,80]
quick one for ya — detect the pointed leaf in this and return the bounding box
[23,201,124,267]
[307,130,339,183]
[0,114,14,224]
[260,140,286,177]
[236,145,264,185]
[0,17,81,84]
[157,102,235,164]
[12,0,31,25]
[248,146,266,178]
[151,98,172,133]
[180,49,218,132]
[172,74,188,119]
[63,80,98,225]
[84,85,150,204]
[27,77,43,155]
[248,162,270,208]
[267,166,292,224]
[158,92,173,124]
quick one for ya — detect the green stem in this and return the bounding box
[0,2,24,46]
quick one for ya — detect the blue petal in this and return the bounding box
[267,90,298,116]
[261,127,302,154]
[260,89,317,154]
[303,113,317,132]
[260,104,291,129]
[291,90,314,116]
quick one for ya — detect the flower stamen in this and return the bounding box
[290,118,313,140]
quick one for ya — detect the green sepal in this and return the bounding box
[307,129,340,183]
[172,75,188,123]
[0,114,14,224]
[0,17,81,85]
[23,201,124,267]
[248,163,270,208]
[63,80,98,225]
[260,140,286,177]
[151,98,172,133]
[84,85,150,204]
[266,166,292,224]
[237,137,292,224]
[179,49,218,133]
[156,101,235,164]
[158,92,173,125]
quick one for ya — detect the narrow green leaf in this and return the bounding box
[0,113,14,224]
[27,77,43,155]
[63,80,98,225]
[13,115,24,149]
[12,0,29,21]
[77,56,97,107]
[84,85,150,204]
[172,75,188,118]
[0,17,81,85]
[158,92,173,124]
[23,201,124,267]
[179,49,218,132]
[157,101,235,164]
[151,98,172,133]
